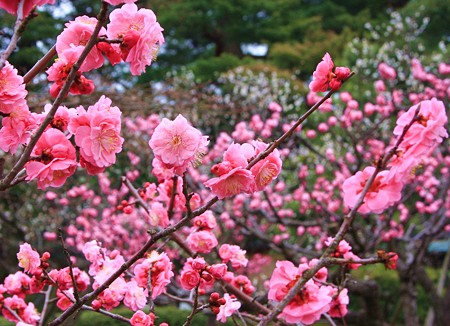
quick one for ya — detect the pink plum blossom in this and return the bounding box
[0,61,27,114]
[394,99,448,155]
[205,167,256,199]
[342,166,403,214]
[133,252,173,299]
[328,288,349,318]
[268,260,333,324]
[130,310,155,326]
[309,53,334,92]
[124,280,147,311]
[106,3,164,75]
[0,105,37,154]
[187,230,218,254]
[219,244,248,269]
[216,293,241,323]
[17,243,40,275]
[25,128,78,189]
[378,62,397,80]
[56,16,107,72]
[149,114,209,175]
[250,141,282,191]
[68,96,124,174]
[309,53,350,92]
[46,47,95,98]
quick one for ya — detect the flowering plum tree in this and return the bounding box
[0,1,448,326]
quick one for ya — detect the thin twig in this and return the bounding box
[183,286,200,326]
[58,228,80,303]
[39,286,53,326]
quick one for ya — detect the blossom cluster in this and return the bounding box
[47,2,164,97]
[268,259,349,324]
[342,98,448,214]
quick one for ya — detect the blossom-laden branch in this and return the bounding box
[0,2,110,191]
[246,72,355,170]
[258,108,421,326]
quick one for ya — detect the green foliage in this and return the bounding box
[269,28,352,78]
[400,0,450,49]
[189,53,248,82]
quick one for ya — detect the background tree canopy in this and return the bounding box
[1,0,448,84]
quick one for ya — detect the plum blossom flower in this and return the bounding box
[187,230,218,254]
[219,244,248,269]
[0,105,37,154]
[124,280,148,311]
[0,0,55,17]
[149,114,209,175]
[130,310,155,326]
[25,128,78,189]
[216,293,241,323]
[205,167,254,199]
[342,166,403,214]
[56,16,106,72]
[328,288,349,318]
[309,52,350,92]
[268,260,334,324]
[378,62,397,80]
[17,243,41,275]
[133,251,173,299]
[0,61,27,114]
[68,96,124,175]
[46,47,95,98]
[106,3,164,75]
[394,98,448,155]
[250,141,282,191]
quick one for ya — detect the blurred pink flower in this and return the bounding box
[187,230,218,254]
[378,62,397,80]
[130,310,155,326]
[216,293,241,323]
[0,0,55,16]
[17,243,40,275]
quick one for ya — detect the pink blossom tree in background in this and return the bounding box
[0,1,449,326]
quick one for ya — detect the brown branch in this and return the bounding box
[23,45,57,84]
[58,228,80,303]
[183,286,200,326]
